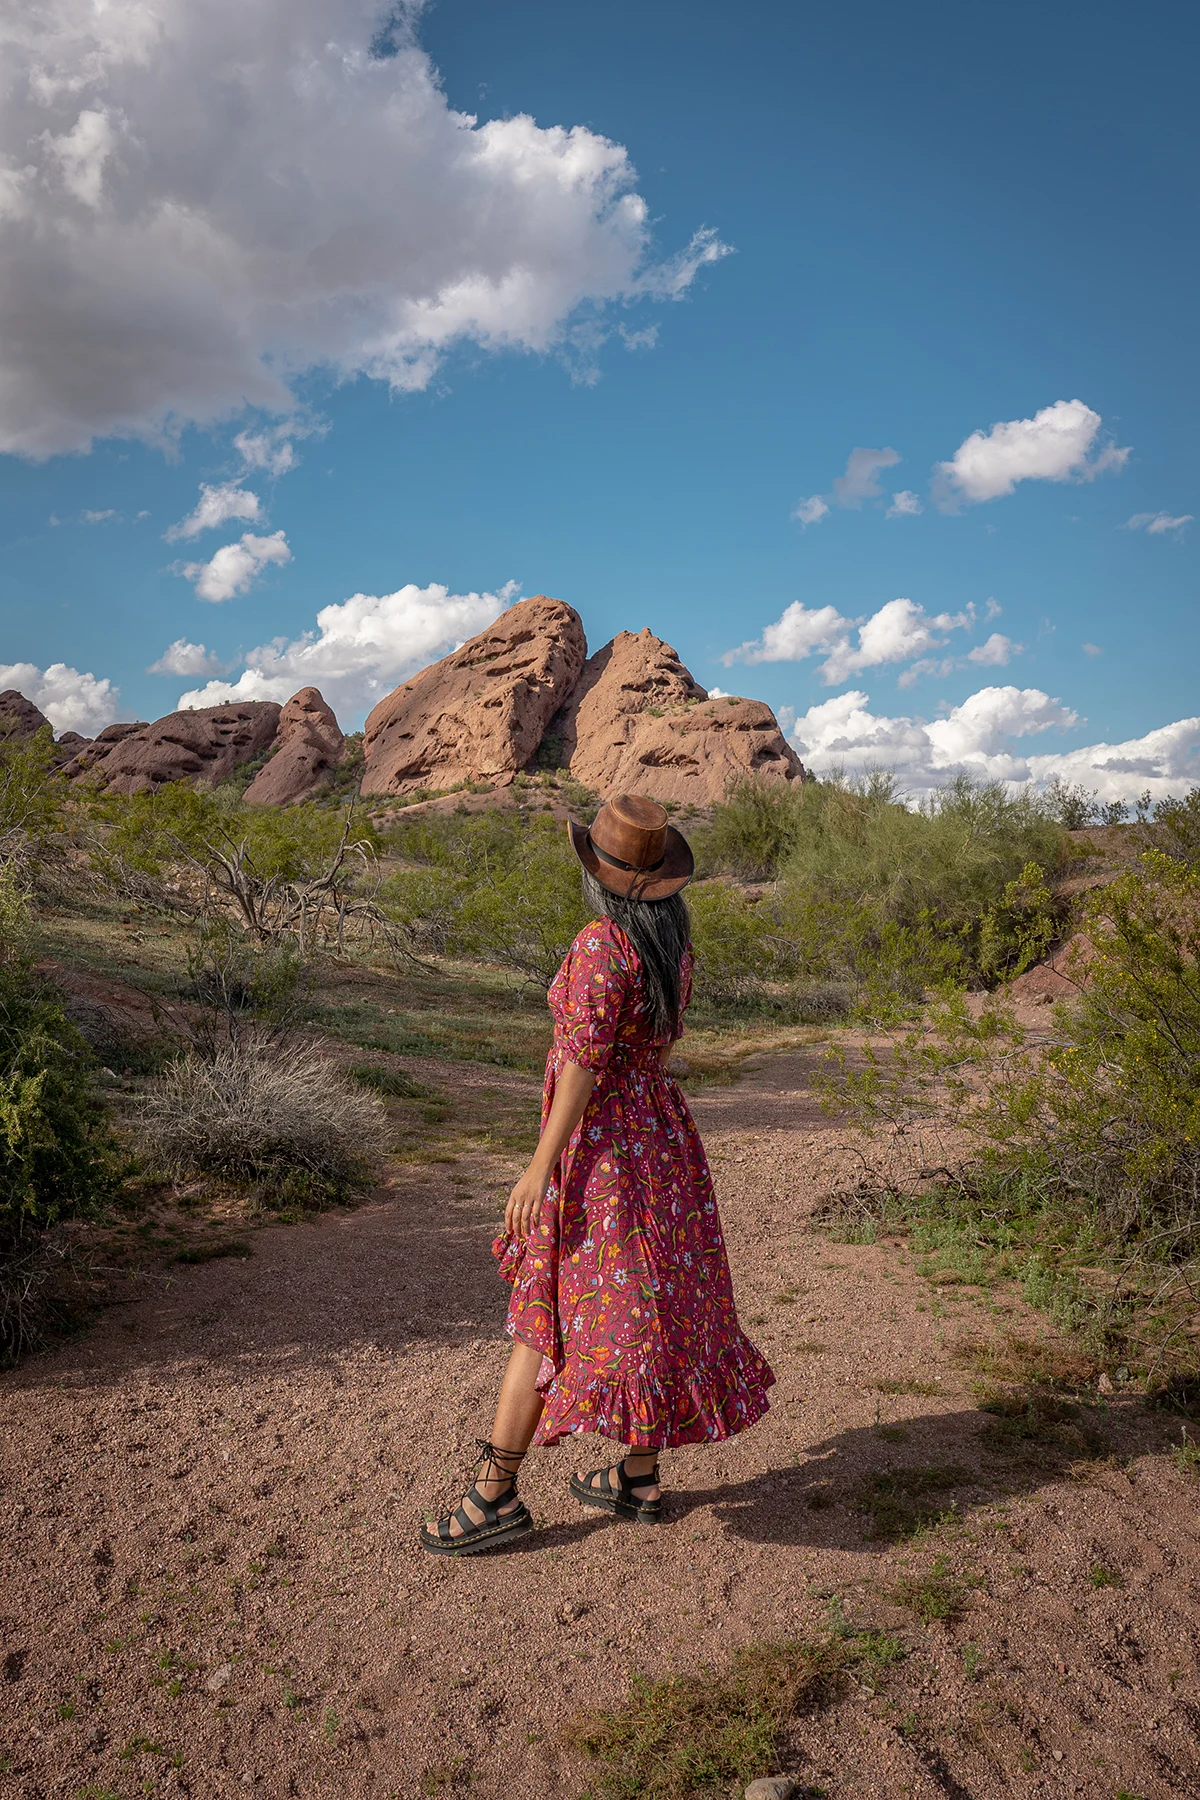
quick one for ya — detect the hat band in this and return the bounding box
[591,838,666,875]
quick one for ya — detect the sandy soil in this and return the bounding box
[2,1045,1198,1800]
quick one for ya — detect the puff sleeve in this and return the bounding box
[554,919,632,1073]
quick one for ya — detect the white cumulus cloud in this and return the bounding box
[725,601,847,665]
[1025,717,1200,805]
[791,495,829,527]
[181,530,292,603]
[787,683,1200,804]
[820,597,975,685]
[147,639,228,677]
[966,632,1022,667]
[886,489,923,518]
[0,1,729,457]
[165,483,262,542]
[935,399,1130,507]
[0,659,120,736]
[176,579,519,724]
[1123,511,1192,537]
[790,684,1075,789]
[725,596,986,686]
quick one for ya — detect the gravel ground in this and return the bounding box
[2,1048,1198,1800]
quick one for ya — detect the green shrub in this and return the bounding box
[686,881,779,1008]
[693,775,808,880]
[0,725,70,867]
[824,848,1200,1365]
[1142,785,1200,870]
[90,785,378,887]
[691,772,1070,1015]
[778,774,1068,950]
[382,809,588,985]
[0,875,115,1356]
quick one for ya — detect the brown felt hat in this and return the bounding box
[567,792,694,901]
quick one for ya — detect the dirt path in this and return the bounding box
[2,1048,1198,1800]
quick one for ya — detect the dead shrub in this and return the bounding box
[138,1041,388,1209]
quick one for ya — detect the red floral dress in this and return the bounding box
[493,916,775,1448]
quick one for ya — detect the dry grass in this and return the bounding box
[564,1635,856,1800]
[138,1041,389,1209]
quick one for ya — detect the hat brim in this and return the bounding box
[567,816,694,901]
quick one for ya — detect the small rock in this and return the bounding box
[205,1662,233,1693]
[1097,1372,1114,1394]
[744,1779,800,1800]
[1052,1749,1064,1761]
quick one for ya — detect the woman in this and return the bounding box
[420,792,774,1555]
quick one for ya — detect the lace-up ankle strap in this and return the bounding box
[474,1439,527,1489]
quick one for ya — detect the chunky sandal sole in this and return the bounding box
[569,1473,662,1524]
[420,1507,535,1556]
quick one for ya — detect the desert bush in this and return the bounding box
[694,775,809,880]
[382,809,589,985]
[824,849,1200,1368]
[765,773,1069,1007]
[88,788,387,952]
[692,772,1068,1013]
[779,774,1067,941]
[0,725,70,879]
[177,919,310,1058]
[0,874,115,1357]
[1040,775,1098,830]
[1139,784,1200,870]
[685,881,780,1008]
[139,1040,388,1208]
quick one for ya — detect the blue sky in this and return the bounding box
[1,0,1196,798]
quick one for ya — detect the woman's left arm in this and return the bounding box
[504,1058,595,1241]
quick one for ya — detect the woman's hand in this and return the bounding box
[503,1057,595,1243]
[505,1166,551,1241]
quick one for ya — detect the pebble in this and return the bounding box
[744,1779,800,1800]
[205,1663,233,1693]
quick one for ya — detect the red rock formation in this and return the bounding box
[63,720,147,778]
[0,689,51,737]
[547,629,804,805]
[361,596,586,797]
[548,629,707,769]
[575,693,804,806]
[73,704,281,795]
[244,687,344,806]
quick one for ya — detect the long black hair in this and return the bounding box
[580,868,691,1039]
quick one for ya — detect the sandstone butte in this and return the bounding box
[360,595,588,798]
[66,703,281,796]
[0,688,95,765]
[550,626,805,805]
[5,595,805,807]
[243,687,344,806]
[359,599,804,805]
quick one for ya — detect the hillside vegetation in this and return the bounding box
[1,719,1198,1388]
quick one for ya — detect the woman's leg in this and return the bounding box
[444,1339,545,1538]
[576,1446,661,1502]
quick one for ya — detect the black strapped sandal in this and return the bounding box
[569,1457,663,1524]
[419,1439,535,1557]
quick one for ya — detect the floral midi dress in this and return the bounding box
[493,916,775,1448]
